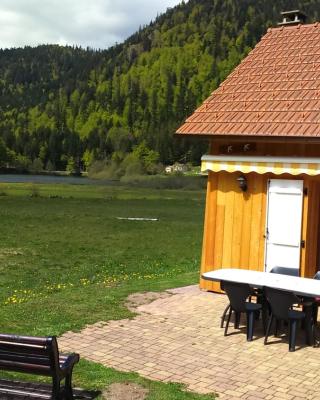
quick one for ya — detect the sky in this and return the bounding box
[0,0,182,50]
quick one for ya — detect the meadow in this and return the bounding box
[0,181,216,399]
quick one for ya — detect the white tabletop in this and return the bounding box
[202,268,320,297]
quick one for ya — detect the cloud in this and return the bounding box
[0,0,182,49]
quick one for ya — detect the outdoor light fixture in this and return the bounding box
[237,175,247,192]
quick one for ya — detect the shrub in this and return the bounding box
[45,160,55,171]
[120,174,207,190]
[88,160,124,180]
[12,155,31,172]
[30,158,43,173]
[88,160,107,176]
[122,153,144,176]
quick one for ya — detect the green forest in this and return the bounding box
[0,0,319,176]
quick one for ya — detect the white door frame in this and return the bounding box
[264,179,304,273]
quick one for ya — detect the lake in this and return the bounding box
[0,174,108,185]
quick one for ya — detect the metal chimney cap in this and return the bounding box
[278,10,307,26]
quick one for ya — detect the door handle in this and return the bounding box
[301,240,305,248]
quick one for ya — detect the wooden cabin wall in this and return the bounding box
[200,172,218,291]
[200,171,267,291]
[302,179,320,278]
[201,140,320,290]
[200,172,320,291]
[210,141,320,157]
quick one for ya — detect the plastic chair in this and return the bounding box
[263,286,313,352]
[222,280,262,341]
[220,281,230,328]
[299,271,320,324]
[311,271,320,322]
[270,266,299,277]
[220,281,263,328]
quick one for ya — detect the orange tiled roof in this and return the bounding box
[176,23,320,138]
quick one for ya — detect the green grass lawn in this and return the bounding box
[0,181,216,399]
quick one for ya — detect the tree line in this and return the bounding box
[0,0,319,175]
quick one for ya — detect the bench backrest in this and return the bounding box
[0,334,60,377]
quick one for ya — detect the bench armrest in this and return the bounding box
[59,353,80,373]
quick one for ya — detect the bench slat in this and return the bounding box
[0,334,80,398]
[0,335,48,346]
[0,385,51,399]
[0,352,51,366]
[0,360,52,375]
[0,343,48,356]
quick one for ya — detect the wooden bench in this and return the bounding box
[0,334,80,399]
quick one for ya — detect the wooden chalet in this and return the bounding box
[176,12,320,292]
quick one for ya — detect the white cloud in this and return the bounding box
[0,0,182,49]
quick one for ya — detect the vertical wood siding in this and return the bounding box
[200,140,320,290]
[302,179,320,277]
[200,172,217,291]
[210,142,320,157]
[200,172,268,290]
[200,171,320,290]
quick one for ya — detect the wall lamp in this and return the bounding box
[237,175,247,192]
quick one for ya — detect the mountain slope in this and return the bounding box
[0,0,319,171]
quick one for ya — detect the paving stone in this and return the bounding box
[59,285,320,399]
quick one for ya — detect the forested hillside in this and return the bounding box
[1,0,319,174]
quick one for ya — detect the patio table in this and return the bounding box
[202,268,320,297]
[203,268,320,346]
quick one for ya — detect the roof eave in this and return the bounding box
[174,132,320,143]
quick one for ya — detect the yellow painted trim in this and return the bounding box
[201,160,320,176]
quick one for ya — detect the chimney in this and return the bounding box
[278,10,307,26]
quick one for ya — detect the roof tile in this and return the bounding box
[177,23,320,138]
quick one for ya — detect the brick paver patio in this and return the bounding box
[60,285,320,399]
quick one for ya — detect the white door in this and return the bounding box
[265,179,304,273]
